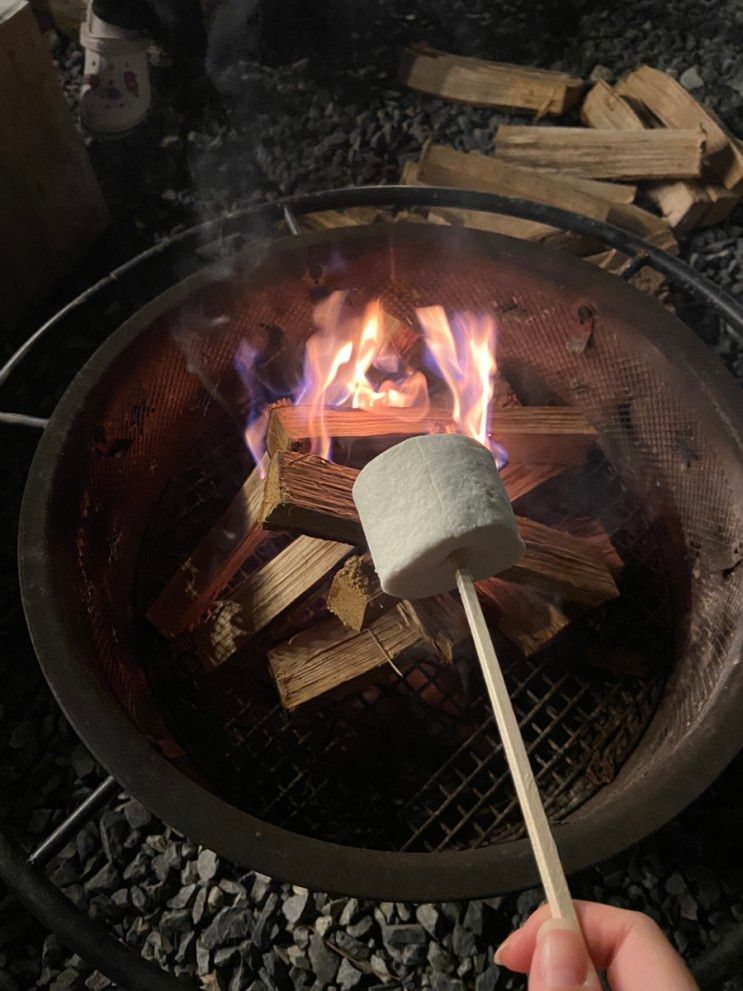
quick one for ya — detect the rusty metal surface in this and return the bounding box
[20,222,743,880]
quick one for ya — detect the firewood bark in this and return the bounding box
[416,143,613,222]
[494,125,706,180]
[399,44,584,116]
[261,453,619,607]
[268,607,431,711]
[476,578,570,656]
[615,65,743,192]
[147,459,270,638]
[266,405,597,466]
[193,535,354,669]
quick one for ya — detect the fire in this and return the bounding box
[236,293,503,467]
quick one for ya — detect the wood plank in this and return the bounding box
[477,578,570,656]
[193,535,353,670]
[266,405,597,465]
[400,595,470,663]
[0,0,109,332]
[615,64,743,192]
[147,459,270,638]
[580,80,732,232]
[427,206,559,242]
[494,125,706,180]
[407,148,636,204]
[506,517,619,607]
[417,143,613,222]
[399,44,583,115]
[261,453,619,607]
[268,607,428,711]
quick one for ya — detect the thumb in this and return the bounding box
[529,920,601,991]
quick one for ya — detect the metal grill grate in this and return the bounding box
[137,429,667,852]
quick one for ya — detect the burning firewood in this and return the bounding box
[399,44,584,116]
[266,405,598,466]
[615,65,743,192]
[193,535,353,670]
[493,125,706,181]
[476,578,570,656]
[260,451,619,608]
[268,607,439,712]
[146,458,269,638]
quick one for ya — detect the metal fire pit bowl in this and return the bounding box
[19,216,743,901]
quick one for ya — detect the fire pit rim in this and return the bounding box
[18,220,743,901]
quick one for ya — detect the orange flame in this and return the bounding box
[237,294,503,467]
[416,306,498,450]
[298,293,431,459]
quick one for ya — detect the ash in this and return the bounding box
[1,1,743,989]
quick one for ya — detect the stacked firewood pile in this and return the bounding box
[147,376,624,712]
[304,51,741,301]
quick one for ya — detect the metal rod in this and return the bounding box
[0,828,193,991]
[3,187,743,391]
[282,204,302,236]
[27,775,120,868]
[0,412,49,430]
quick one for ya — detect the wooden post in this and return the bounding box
[0,0,109,332]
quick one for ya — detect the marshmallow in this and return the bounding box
[352,433,525,599]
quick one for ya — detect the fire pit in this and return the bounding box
[18,192,743,901]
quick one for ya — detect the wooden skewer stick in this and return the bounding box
[453,552,578,926]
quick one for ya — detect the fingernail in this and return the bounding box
[534,920,587,988]
[493,932,515,966]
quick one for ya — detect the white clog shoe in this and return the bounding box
[79,4,151,137]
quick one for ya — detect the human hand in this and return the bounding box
[494,900,700,990]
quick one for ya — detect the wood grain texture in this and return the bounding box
[416,144,613,222]
[266,405,597,465]
[494,125,705,180]
[262,452,619,607]
[194,535,353,669]
[615,64,743,191]
[399,44,583,115]
[580,80,736,231]
[147,459,269,638]
[0,1,109,332]
[327,553,394,630]
[269,606,427,711]
[477,578,570,656]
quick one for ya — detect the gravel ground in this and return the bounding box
[2,1,743,988]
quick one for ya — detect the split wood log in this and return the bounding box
[327,553,394,630]
[606,202,678,255]
[268,606,437,711]
[406,146,638,208]
[427,206,560,243]
[415,144,614,222]
[615,65,743,192]
[493,125,706,180]
[400,595,470,663]
[193,535,354,669]
[147,459,270,638]
[580,80,736,231]
[260,453,619,607]
[586,249,666,297]
[266,405,597,466]
[301,207,383,230]
[476,578,570,656]
[399,44,584,116]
